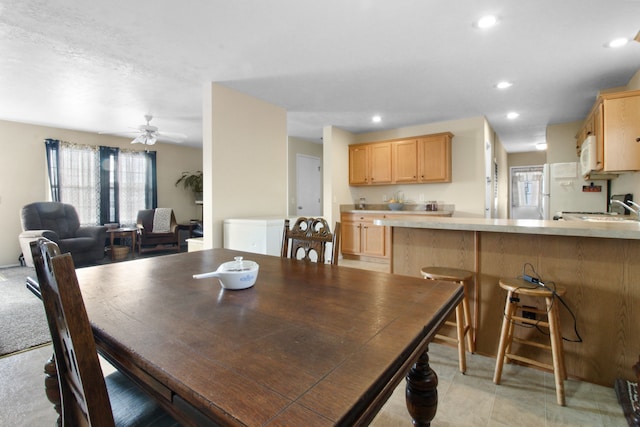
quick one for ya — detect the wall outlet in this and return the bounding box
[382,194,388,202]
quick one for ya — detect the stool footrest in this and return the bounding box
[512,336,552,351]
[516,305,547,315]
[511,315,550,328]
[506,353,554,372]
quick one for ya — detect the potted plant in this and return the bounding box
[175,171,203,202]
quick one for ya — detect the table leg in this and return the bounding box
[405,345,438,426]
[110,232,116,261]
[130,231,136,258]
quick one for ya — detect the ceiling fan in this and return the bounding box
[102,115,187,145]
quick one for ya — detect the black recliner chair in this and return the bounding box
[19,202,107,266]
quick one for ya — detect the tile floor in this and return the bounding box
[0,259,629,426]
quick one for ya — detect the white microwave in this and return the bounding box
[580,135,597,178]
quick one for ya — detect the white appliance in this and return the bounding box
[223,217,286,256]
[541,162,608,219]
[580,135,597,178]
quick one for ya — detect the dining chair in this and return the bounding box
[30,238,178,427]
[281,217,341,265]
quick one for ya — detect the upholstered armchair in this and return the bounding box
[19,202,107,267]
[136,208,180,254]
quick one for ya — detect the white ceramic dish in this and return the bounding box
[193,256,259,290]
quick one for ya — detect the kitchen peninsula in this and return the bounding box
[375,216,640,387]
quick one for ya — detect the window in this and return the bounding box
[45,139,156,226]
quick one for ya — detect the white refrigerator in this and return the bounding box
[541,162,608,220]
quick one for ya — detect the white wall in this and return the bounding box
[346,116,489,217]
[546,121,581,164]
[0,119,202,267]
[322,126,355,227]
[203,83,287,249]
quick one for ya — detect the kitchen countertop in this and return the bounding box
[375,216,640,240]
[342,209,453,216]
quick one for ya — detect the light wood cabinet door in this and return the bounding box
[348,142,392,185]
[593,101,604,170]
[349,146,369,185]
[369,142,392,184]
[340,218,361,255]
[418,133,452,182]
[392,139,418,183]
[361,221,386,257]
[603,94,640,172]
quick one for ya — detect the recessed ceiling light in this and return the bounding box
[507,112,519,119]
[496,81,513,89]
[607,37,629,48]
[536,143,547,151]
[476,15,498,29]
[372,115,382,123]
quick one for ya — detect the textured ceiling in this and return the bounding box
[0,1,639,152]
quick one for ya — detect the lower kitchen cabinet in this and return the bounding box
[341,213,389,260]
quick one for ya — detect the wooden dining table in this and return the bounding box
[68,248,462,426]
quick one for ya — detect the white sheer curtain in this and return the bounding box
[118,150,148,227]
[58,142,100,225]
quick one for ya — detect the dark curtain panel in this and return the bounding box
[145,151,157,209]
[99,146,119,225]
[44,139,60,201]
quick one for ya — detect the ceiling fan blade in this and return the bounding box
[131,133,156,145]
[157,131,187,143]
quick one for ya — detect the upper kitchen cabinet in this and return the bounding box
[392,139,419,183]
[577,89,640,173]
[601,90,640,172]
[351,132,453,186]
[349,142,392,185]
[417,132,453,182]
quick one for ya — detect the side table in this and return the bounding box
[107,228,137,261]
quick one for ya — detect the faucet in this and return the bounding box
[610,199,640,218]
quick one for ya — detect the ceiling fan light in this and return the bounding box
[476,15,498,29]
[607,37,628,48]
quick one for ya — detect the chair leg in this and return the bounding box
[494,290,516,384]
[546,296,566,406]
[461,279,475,353]
[454,303,466,374]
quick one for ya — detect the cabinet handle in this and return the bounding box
[636,137,640,142]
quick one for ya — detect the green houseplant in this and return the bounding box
[175,171,203,202]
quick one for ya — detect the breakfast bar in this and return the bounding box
[375,216,640,387]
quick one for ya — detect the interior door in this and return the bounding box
[296,154,322,217]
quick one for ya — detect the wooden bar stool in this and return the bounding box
[421,267,474,374]
[493,277,568,406]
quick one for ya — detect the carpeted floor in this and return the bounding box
[0,266,50,356]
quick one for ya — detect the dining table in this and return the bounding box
[53,248,462,426]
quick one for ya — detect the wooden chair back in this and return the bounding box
[281,217,341,265]
[30,238,116,427]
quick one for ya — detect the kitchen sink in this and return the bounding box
[578,215,638,223]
